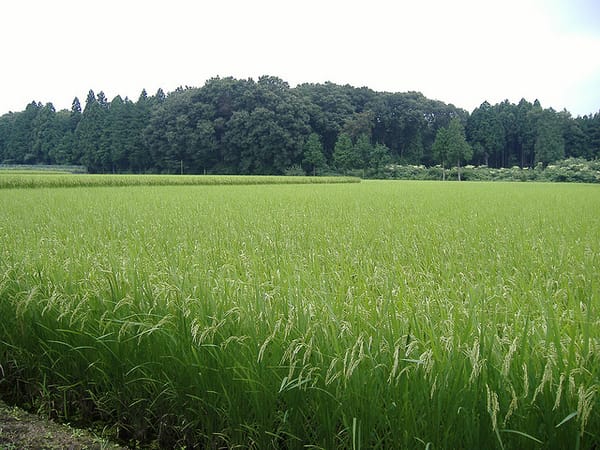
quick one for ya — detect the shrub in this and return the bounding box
[375,158,600,183]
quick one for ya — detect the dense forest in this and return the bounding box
[1,75,599,175]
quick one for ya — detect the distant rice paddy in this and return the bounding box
[0,173,359,189]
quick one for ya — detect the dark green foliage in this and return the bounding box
[432,117,472,180]
[75,90,110,172]
[2,102,42,163]
[30,103,61,164]
[367,142,392,176]
[466,101,504,166]
[432,125,451,174]
[302,133,327,176]
[0,76,598,175]
[332,132,356,172]
[535,109,565,165]
[295,82,356,157]
[447,118,473,179]
[467,99,599,169]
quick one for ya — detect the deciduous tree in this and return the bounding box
[432,117,472,180]
[302,133,327,175]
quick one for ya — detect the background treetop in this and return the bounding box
[0,76,598,175]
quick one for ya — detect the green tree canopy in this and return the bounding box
[535,109,565,165]
[302,133,327,175]
[333,132,359,173]
[432,117,473,180]
[1,75,599,175]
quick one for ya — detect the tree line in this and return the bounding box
[1,75,599,175]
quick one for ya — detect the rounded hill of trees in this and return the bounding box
[1,75,598,175]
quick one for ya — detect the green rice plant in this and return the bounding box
[0,174,360,189]
[0,181,598,449]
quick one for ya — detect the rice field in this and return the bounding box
[0,180,599,449]
[0,173,359,189]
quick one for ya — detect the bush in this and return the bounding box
[375,158,600,183]
[542,158,600,183]
[284,164,306,176]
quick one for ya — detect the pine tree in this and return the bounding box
[534,110,565,165]
[75,90,110,172]
[332,133,355,173]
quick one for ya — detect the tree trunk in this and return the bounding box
[457,159,461,181]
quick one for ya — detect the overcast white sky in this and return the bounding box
[1,0,599,116]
